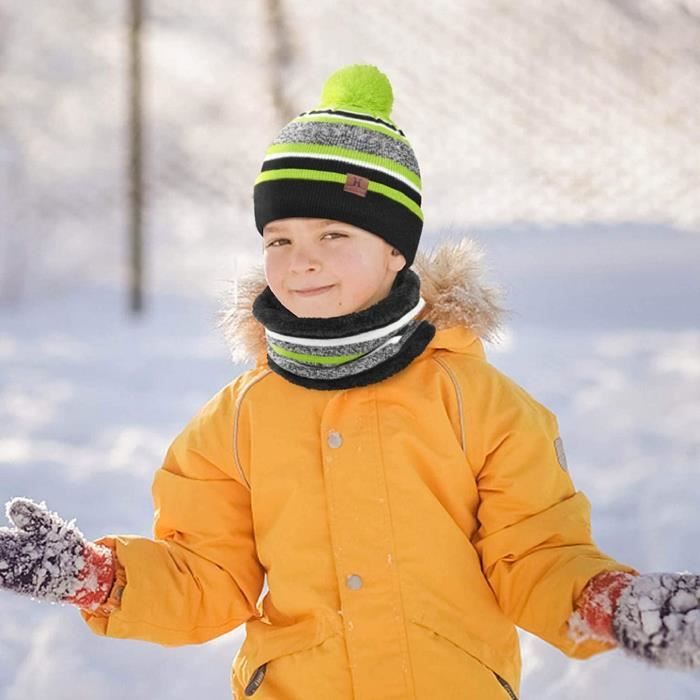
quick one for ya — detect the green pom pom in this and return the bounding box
[318,64,394,120]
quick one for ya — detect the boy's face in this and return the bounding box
[262,218,406,318]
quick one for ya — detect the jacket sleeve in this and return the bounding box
[464,359,639,659]
[81,377,265,646]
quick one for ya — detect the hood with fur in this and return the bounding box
[219,237,509,365]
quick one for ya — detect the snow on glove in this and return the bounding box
[569,570,700,670]
[613,572,700,670]
[0,497,115,611]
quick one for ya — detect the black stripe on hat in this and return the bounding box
[254,178,422,266]
[260,156,422,206]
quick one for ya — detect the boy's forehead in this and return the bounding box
[263,218,356,234]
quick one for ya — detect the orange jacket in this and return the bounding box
[82,239,637,699]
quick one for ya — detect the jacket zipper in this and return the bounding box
[494,671,518,700]
[244,663,267,696]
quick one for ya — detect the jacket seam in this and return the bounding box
[233,369,273,490]
[431,355,466,453]
[107,612,252,635]
[372,389,418,700]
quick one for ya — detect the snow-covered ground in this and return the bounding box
[1,223,699,698]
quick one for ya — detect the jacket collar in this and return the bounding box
[219,237,508,367]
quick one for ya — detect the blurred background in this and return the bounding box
[1,1,699,698]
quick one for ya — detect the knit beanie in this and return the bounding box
[253,64,423,266]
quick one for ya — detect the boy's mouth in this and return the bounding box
[293,285,335,296]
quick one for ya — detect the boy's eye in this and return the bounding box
[265,232,346,248]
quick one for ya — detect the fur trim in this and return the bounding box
[218,237,509,365]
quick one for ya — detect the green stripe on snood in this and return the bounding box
[269,342,365,366]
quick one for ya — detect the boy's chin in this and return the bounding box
[291,307,345,319]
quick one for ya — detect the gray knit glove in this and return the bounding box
[613,572,700,669]
[0,497,115,610]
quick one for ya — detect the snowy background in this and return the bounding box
[1,223,699,699]
[1,1,700,698]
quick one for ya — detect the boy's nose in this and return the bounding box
[288,246,321,273]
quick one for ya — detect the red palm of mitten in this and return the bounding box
[569,570,637,644]
[0,498,115,611]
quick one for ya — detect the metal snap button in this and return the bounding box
[327,430,343,448]
[346,574,363,590]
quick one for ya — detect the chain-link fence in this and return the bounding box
[1,0,699,303]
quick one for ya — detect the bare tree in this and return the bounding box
[263,0,296,124]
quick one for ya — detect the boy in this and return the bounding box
[1,64,699,700]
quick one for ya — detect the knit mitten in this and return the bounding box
[569,570,700,670]
[0,497,115,611]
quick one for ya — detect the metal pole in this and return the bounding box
[128,0,144,314]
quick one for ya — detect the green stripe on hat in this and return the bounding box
[265,143,421,189]
[255,168,424,220]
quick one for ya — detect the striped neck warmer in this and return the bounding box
[251,269,436,390]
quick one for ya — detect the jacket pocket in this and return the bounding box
[233,610,341,697]
[409,610,519,700]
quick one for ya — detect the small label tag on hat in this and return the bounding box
[344,173,369,197]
